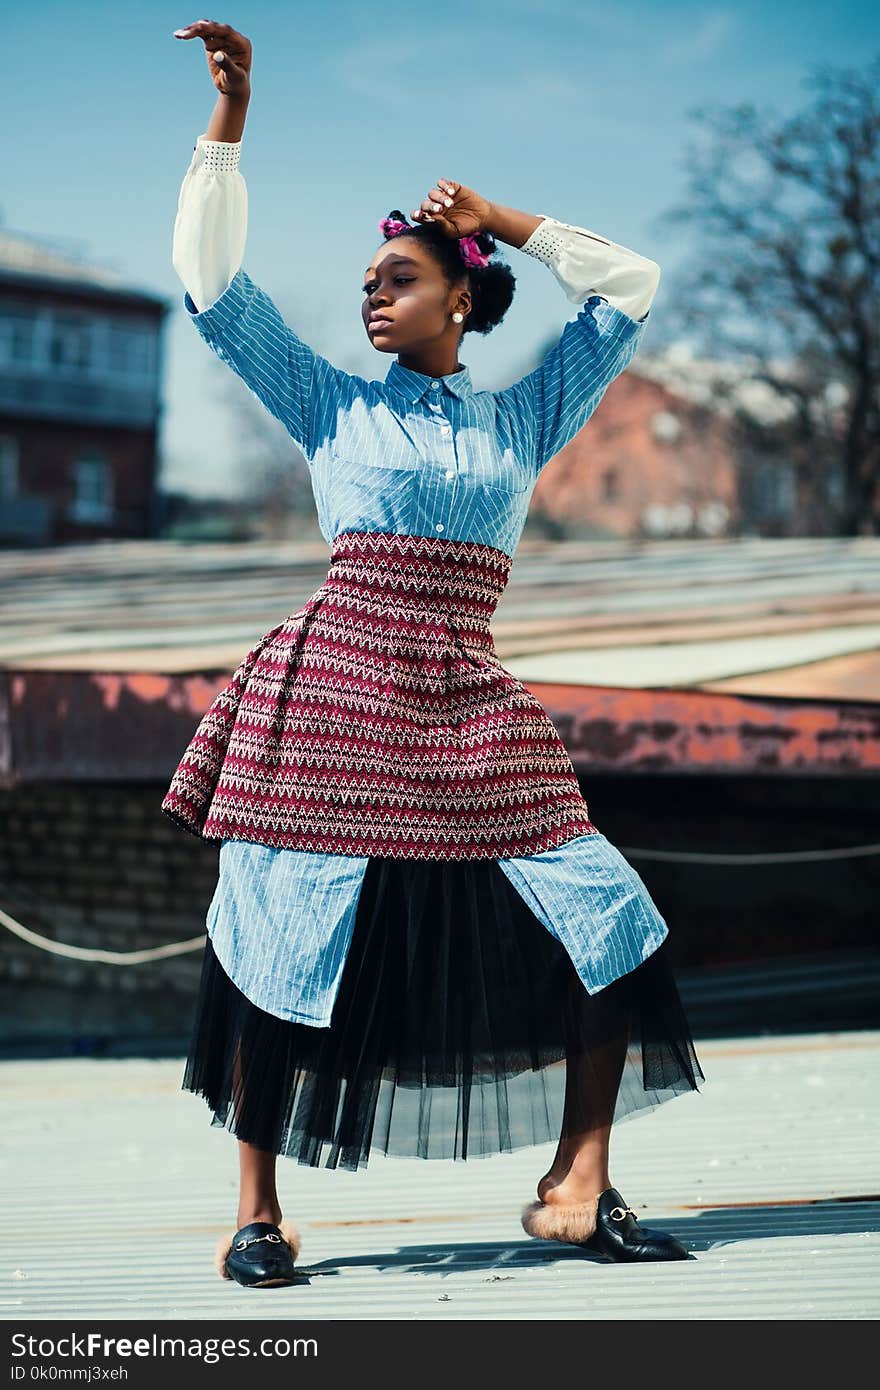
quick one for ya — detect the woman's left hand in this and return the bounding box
[412,180,493,239]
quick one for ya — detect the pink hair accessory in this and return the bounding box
[458,234,491,269]
[379,215,410,237]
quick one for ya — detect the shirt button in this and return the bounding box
[429,402,442,411]
[445,469,455,479]
[441,425,451,435]
[430,381,441,390]
[435,522,444,532]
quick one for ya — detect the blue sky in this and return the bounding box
[5,1,877,497]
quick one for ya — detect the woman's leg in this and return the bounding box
[237,1139,283,1228]
[231,1039,283,1228]
[536,972,629,1205]
[523,952,693,1261]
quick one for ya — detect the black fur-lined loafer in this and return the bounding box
[521,1185,691,1264]
[583,1188,690,1262]
[214,1220,301,1288]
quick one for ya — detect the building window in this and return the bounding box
[49,313,92,372]
[107,323,154,375]
[601,468,620,503]
[70,456,113,524]
[0,308,36,367]
[0,436,18,500]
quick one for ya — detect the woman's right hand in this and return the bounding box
[173,19,252,101]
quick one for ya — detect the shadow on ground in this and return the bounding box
[281,1197,880,1282]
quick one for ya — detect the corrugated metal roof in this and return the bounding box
[2,1030,877,1319]
[1,535,878,700]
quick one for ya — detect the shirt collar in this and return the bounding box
[385,359,474,403]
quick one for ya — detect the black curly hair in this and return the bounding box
[377,210,516,336]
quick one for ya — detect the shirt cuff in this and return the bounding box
[520,215,609,262]
[189,131,243,174]
[520,214,660,321]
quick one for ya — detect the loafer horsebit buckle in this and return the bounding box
[234,1232,283,1251]
[609,1206,638,1222]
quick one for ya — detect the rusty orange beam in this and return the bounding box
[0,668,878,785]
[526,680,880,776]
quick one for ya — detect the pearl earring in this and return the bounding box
[452,311,464,323]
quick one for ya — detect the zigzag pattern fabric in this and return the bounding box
[161,529,597,858]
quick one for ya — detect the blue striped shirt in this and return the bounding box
[184,264,667,1026]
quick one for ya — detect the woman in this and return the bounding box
[166,18,704,1289]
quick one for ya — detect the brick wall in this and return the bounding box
[1,782,217,1051]
[2,774,875,1053]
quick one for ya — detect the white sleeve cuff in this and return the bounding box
[189,131,243,174]
[520,215,660,321]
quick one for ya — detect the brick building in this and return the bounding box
[0,229,170,546]
[530,349,739,541]
[527,338,845,542]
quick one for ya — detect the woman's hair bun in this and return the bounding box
[465,256,516,336]
[472,229,497,257]
[379,210,412,238]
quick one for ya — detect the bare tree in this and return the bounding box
[653,55,880,535]
[224,372,313,537]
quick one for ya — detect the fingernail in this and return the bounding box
[444,198,453,207]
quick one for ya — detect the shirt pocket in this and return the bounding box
[321,455,420,496]
[475,456,533,494]
[334,401,423,474]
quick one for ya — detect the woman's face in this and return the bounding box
[362,238,468,353]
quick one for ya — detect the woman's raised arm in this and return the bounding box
[169,19,353,461]
[171,20,252,311]
[410,184,660,322]
[492,208,661,475]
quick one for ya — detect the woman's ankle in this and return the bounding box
[236,1202,283,1228]
[537,1157,610,1205]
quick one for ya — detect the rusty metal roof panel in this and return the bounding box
[2,535,879,687]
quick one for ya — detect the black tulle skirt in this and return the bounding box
[182,856,704,1171]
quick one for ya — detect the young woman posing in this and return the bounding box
[166,18,703,1289]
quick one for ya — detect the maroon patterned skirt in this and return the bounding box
[160,529,597,858]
